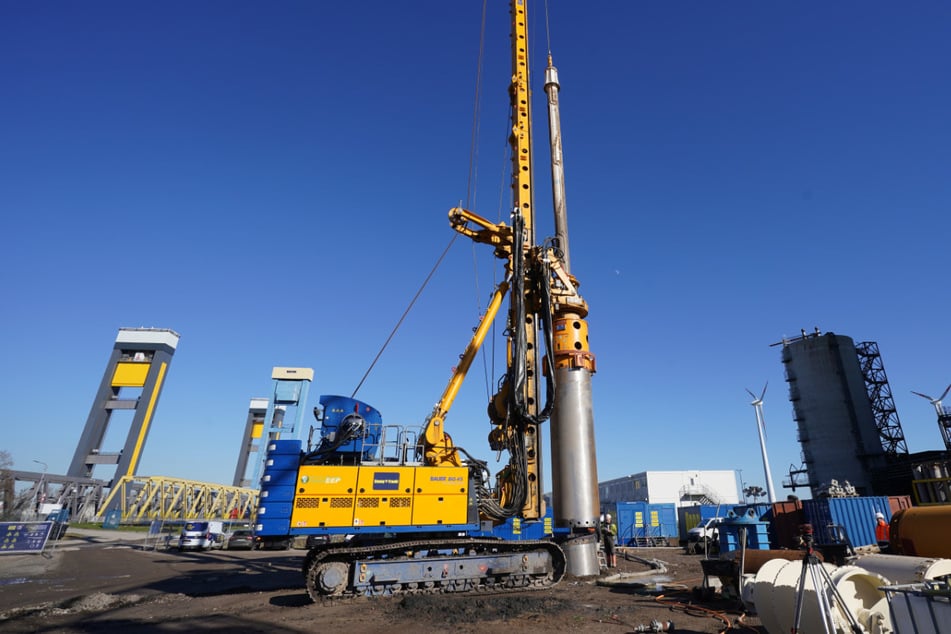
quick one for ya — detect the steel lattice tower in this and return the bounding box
[855,341,909,457]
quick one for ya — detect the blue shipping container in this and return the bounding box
[802,496,892,548]
[617,502,677,545]
[616,501,646,545]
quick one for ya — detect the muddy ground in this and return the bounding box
[0,531,765,633]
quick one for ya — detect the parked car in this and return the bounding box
[226,529,254,550]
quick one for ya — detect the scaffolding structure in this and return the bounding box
[939,408,951,452]
[855,341,909,457]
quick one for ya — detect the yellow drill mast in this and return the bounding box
[443,0,546,521]
[429,0,600,575]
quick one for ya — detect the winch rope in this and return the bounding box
[351,234,457,399]
[352,1,491,399]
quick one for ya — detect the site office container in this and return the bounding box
[768,499,805,550]
[616,502,677,546]
[802,496,892,549]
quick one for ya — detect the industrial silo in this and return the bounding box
[781,331,888,497]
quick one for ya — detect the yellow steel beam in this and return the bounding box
[125,361,168,477]
[509,0,542,521]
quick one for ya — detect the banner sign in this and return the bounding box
[0,521,54,554]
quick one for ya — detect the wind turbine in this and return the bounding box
[746,383,777,504]
[911,384,951,451]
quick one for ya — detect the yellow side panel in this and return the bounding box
[298,465,359,495]
[291,465,359,528]
[353,494,414,527]
[411,492,469,525]
[355,466,415,496]
[111,362,150,387]
[410,466,469,526]
[352,467,417,528]
[411,467,468,496]
[292,496,355,528]
[251,422,264,439]
[291,466,470,528]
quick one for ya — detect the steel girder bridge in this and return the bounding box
[95,475,258,523]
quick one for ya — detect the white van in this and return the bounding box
[179,521,224,551]
[686,517,723,554]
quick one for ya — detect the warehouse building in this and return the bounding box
[598,470,740,509]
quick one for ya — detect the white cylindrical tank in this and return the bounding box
[855,553,951,584]
[827,566,890,632]
[751,559,890,633]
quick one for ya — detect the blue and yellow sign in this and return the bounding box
[372,472,400,491]
[0,522,53,554]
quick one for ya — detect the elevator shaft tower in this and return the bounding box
[246,367,313,487]
[68,328,180,483]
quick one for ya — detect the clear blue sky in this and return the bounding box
[2,2,949,500]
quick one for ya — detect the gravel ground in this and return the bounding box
[0,530,765,633]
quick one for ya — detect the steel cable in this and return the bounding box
[351,234,457,399]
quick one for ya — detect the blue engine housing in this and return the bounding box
[311,394,383,462]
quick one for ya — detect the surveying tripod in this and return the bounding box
[791,523,863,634]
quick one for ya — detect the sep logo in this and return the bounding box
[373,472,400,491]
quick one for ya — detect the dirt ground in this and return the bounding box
[0,531,765,633]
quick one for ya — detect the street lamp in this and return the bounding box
[32,459,48,516]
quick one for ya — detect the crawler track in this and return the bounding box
[302,537,566,601]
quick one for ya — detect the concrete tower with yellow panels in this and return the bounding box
[68,328,180,483]
[232,397,269,487]
[244,367,313,488]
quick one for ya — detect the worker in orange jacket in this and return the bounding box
[875,512,890,549]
